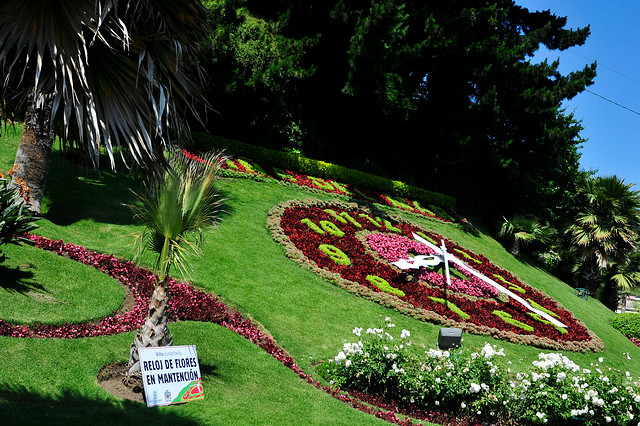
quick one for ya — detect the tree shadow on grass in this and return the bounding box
[43,153,141,227]
[216,187,236,221]
[0,263,44,295]
[0,384,199,425]
[44,152,238,227]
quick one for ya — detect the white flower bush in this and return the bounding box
[322,321,640,425]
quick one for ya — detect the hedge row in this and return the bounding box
[612,313,640,339]
[191,132,456,210]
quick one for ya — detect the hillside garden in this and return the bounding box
[1,125,640,425]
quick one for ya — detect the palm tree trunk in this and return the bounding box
[601,278,620,311]
[578,259,601,295]
[12,93,55,215]
[510,239,520,258]
[127,280,174,379]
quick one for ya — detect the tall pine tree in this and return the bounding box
[202,0,596,223]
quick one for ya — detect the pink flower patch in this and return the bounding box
[366,233,499,299]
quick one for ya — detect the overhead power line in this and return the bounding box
[562,49,640,116]
[584,89,640,117]
[569,49,640,86]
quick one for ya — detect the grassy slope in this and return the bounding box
[0,125,639,424]
[0,243,124,325]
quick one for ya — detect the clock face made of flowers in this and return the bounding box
[268,199,603,352]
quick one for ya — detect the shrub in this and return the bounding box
[192,132,456,209]
[322,321,640,425]
[321,318,512,424]
[612,313,640,339]
[0,173,38,261]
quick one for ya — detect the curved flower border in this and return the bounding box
[183,148,457,223]
[0,234,426,425]
[267,198,604,353]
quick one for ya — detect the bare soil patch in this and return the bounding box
[97,362,145,404]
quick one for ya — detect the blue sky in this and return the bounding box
[518,1,640,186]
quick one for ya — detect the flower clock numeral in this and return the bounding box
[366,275,405,297]
[301,218,345,237]
[319,244,351,266]
[269,199,603,352]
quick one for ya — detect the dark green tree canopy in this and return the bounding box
[201,0,596,224]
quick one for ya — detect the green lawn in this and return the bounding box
[1,125,639,424]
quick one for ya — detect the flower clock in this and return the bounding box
[268,199,603,352]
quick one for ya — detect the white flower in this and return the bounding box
[598,357,604,363]
[435,400,440,406]
[461,402,466,409]
[556,372,566,382]
[561,394,568,400]
[352,327,363,337]
[533,352,580,372]
[426,348,444,359]
[480,343,504,360]
[536,412,545,420]
[345,360,352,368]
[435,378,441,383]
[334,351,346,364]
[470,383,481,393]
[605,416,612,423]
[343,341,364,355]
[400,329,410,339]
[585,389,598,400]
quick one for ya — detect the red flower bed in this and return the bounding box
[268,199,603,352]
[1,234,419,424]
[184,148,455,223]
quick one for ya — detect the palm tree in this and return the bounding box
[126,149,225,382]
[0,0,211,214]
[567,175,640,310]
[499,215,555,258]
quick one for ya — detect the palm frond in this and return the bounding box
[0,0,211,170]
[131,148,226,280]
